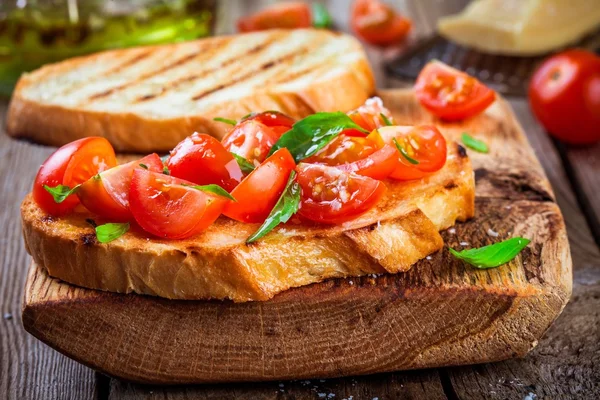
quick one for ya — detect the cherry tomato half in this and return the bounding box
[129,169,226,239]
[237,2,311,32]
[221,120,280,164]
[166,132,243,191]
[33,137,117,216]
[351,0,412,47]
[77,154,163,221]
[223,148,296,223]
[343,96,396,137]
[415,61,495,121]
[529,49,600,144]
[378,125,447,180]
[242,110,295,132]
[297,163,386,224]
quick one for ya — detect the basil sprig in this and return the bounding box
[449,237,530,269]
[461,133,489,153]
[392,138,419,165]
[44,184,80,203]
[231,153,255,174]
[185,184,236,201]
[247,171,301,243]
[269,112,368,163]
[213,117,237,126]
[380,113,393,126]
[96,222,130,243]
[312,3,332,28]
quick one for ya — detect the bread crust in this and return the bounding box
[6,30,375,152]
[21,142,474,302]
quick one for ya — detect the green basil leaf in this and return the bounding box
[186,184,236,201]
[43,184,80,203]
[449,237,531,269]
[380,113,393,126]
[247,170,300,243]
[231,153,255,174]
[96,222,130,243]
[312,3,332,28]
[461,133,489,153]
[269,112,368,163]
[393,138,419,165]
[139,163,148,169]
[213,117,237,126]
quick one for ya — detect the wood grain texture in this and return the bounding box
[20,90,572,385]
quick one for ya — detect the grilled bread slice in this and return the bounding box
[21,141,474,302]
[7,29,375,153]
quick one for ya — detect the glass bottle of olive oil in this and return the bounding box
[0,0,216,96]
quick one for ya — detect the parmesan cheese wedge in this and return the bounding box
[438,0,600,56]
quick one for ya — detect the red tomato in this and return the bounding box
[223,148,296,223]
[77,154,163,221]
[129,169,226,239]
[378,125,447,180]
[166,133,243,191]
[351,0,411,47]
[242,110,295,133]
[344,96,396,136]
[415,61,495,121]
[32,137,117,216]
[221,120,280,164]
[306,130,398,180]
[237,2,311,32]
[529,49,600,144]
[297,163,386,224]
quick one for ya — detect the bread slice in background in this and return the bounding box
[7,29,375,152]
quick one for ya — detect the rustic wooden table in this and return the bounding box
[1,1,599,399]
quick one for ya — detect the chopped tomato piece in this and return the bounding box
[77,154,163,221]
[32,137,117,216]
[223,148,296,223]
[221,120,280,164]
[344,96,396,136]
[378,125,447,180]
[297,163,386,224]
[129,169,226,239]
[351,0,412,47]
[166,133,243,191]
[242,110,295,134]
[238,2,311,32]
[415,61,495,121]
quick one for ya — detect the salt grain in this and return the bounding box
[426,256,432,260]
[487,228,499,237]
[3,313,12,320]
[448,228,456,234]
[460,241,469,246]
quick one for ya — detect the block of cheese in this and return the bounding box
[438,0,600,56]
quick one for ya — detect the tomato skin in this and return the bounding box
[415,61,495,121]
[242,111,295,133]
[297,163,386,224]
[221,120,280,164]
[238,2,311,32]
[529,49,600,144]
[336,144,398,180]
[129,170,226,239]
[32,137,117,216]
[166,133,243,191]
[77,154,163,221]
[378,125,447,180]
[223,148,296,223]
[351,0,411,46]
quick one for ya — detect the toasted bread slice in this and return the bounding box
[7,29,375,152]
[21,142,474,302]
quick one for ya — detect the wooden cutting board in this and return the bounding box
[21,90,572,384]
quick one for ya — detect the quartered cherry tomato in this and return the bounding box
[129,169,226,239]
[415,61,495,121]
[221,120,280,164]
[77,154,163,221]
[33,137,117,216]
[351,0,412,47]
[297,163,386,224]
[305,130,398,180]
[529,49,600,144]
[378,125,447,180]
[166,133,243,191]
[223,148,296,223]
[237,2,311,32]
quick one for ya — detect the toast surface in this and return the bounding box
[7,29,375,152]
[21,141,474,302]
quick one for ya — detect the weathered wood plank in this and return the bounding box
[0,103,97,400]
